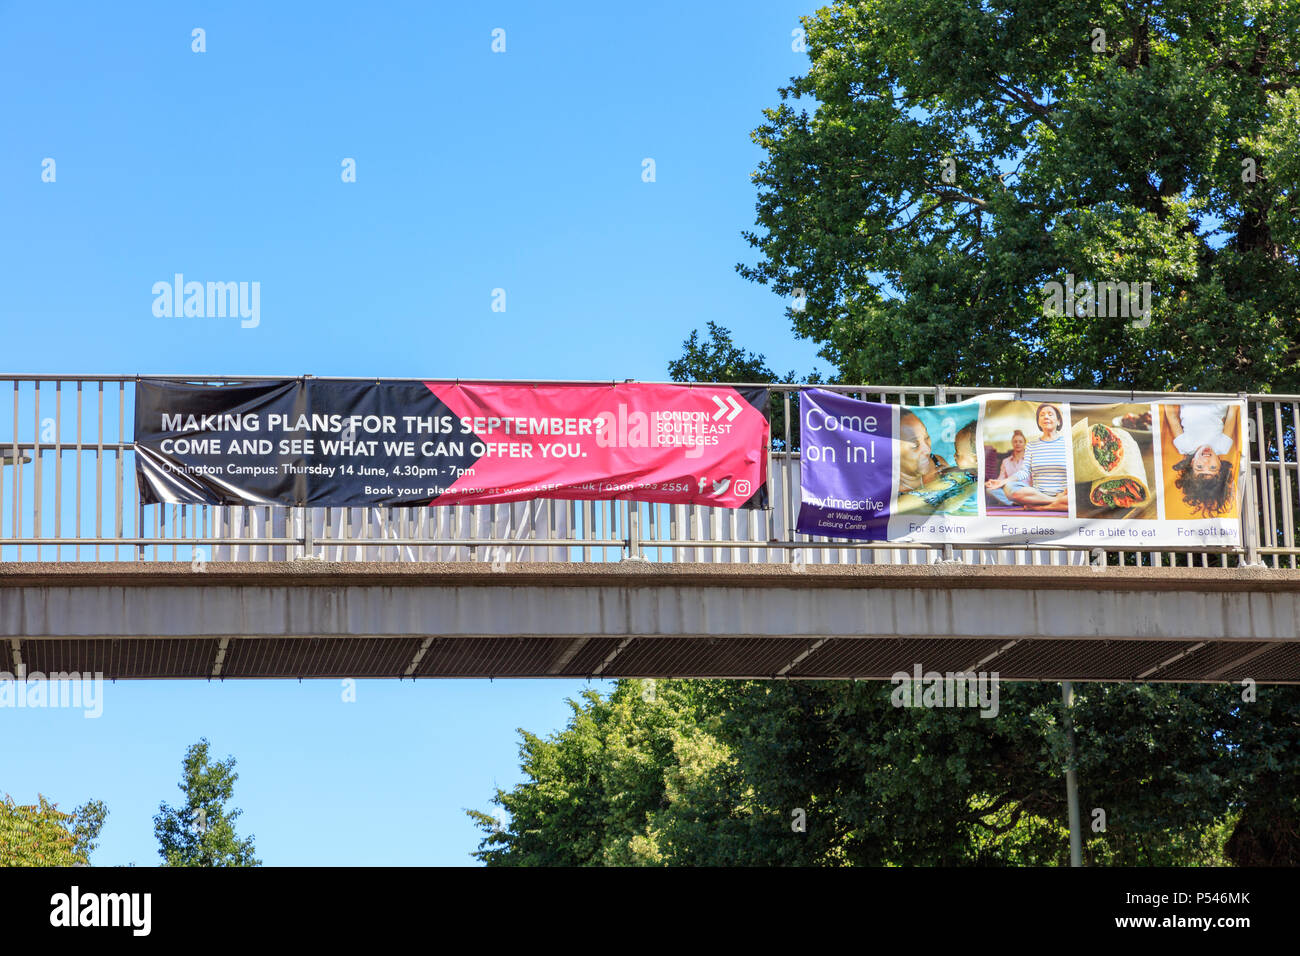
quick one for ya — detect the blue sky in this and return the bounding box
[0,1,825,864]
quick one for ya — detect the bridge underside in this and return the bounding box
[3,563,1298,683]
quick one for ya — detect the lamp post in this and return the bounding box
[1062,680,1083,867]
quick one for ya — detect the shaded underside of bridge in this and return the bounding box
[2,562,1299,683]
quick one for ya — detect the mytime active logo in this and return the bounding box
[50,887,151,936]
[152,273,260,328]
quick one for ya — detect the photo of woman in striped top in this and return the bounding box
[984,403,1070,512]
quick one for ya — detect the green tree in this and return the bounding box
[668,321,811,449]
[1,794,107,866]
[71,798,108,862]
[153,738,260,867]
[472,680,1243,866]
[1223,681,1300,864]
[739,0,1300,393]
[469,681,731,866]
[667,321,787,385]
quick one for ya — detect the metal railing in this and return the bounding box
[1,375,1296,568]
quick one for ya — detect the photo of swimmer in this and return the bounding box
[1071,403,1158,520]
[895,402,981,516]
[1158,403,1242,519]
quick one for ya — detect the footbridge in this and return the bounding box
[2,376,1298,682]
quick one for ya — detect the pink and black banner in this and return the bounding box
[135,379,769,509]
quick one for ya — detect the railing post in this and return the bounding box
[302,505,314,561]
[783,388,794,563]
[623,504,644,562]
[1062,681,1084,867]
[767,388,778,555]
[1240,392,1263,567]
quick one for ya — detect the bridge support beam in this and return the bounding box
[2,562,1298,682]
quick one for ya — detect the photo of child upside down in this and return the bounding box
[1160,403,1240,518]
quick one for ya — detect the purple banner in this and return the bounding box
[796,389,894,538]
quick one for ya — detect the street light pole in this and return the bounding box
[1062,680,1083,867]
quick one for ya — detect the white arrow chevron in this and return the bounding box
[711,394,744,422]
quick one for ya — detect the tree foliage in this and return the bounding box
[472,680,1273,865]
[667,321,809,448]
[667,321,789,385]
[739,0,1300,392]
[468,682,729,865]
[153,738,260,867]
[1,794,107,866]
[1222,681,1300,864]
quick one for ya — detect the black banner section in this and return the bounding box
[135,379,302,506]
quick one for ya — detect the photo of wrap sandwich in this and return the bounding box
[1071,403,1158,520]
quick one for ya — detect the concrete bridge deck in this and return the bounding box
[2,562,1297,682]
